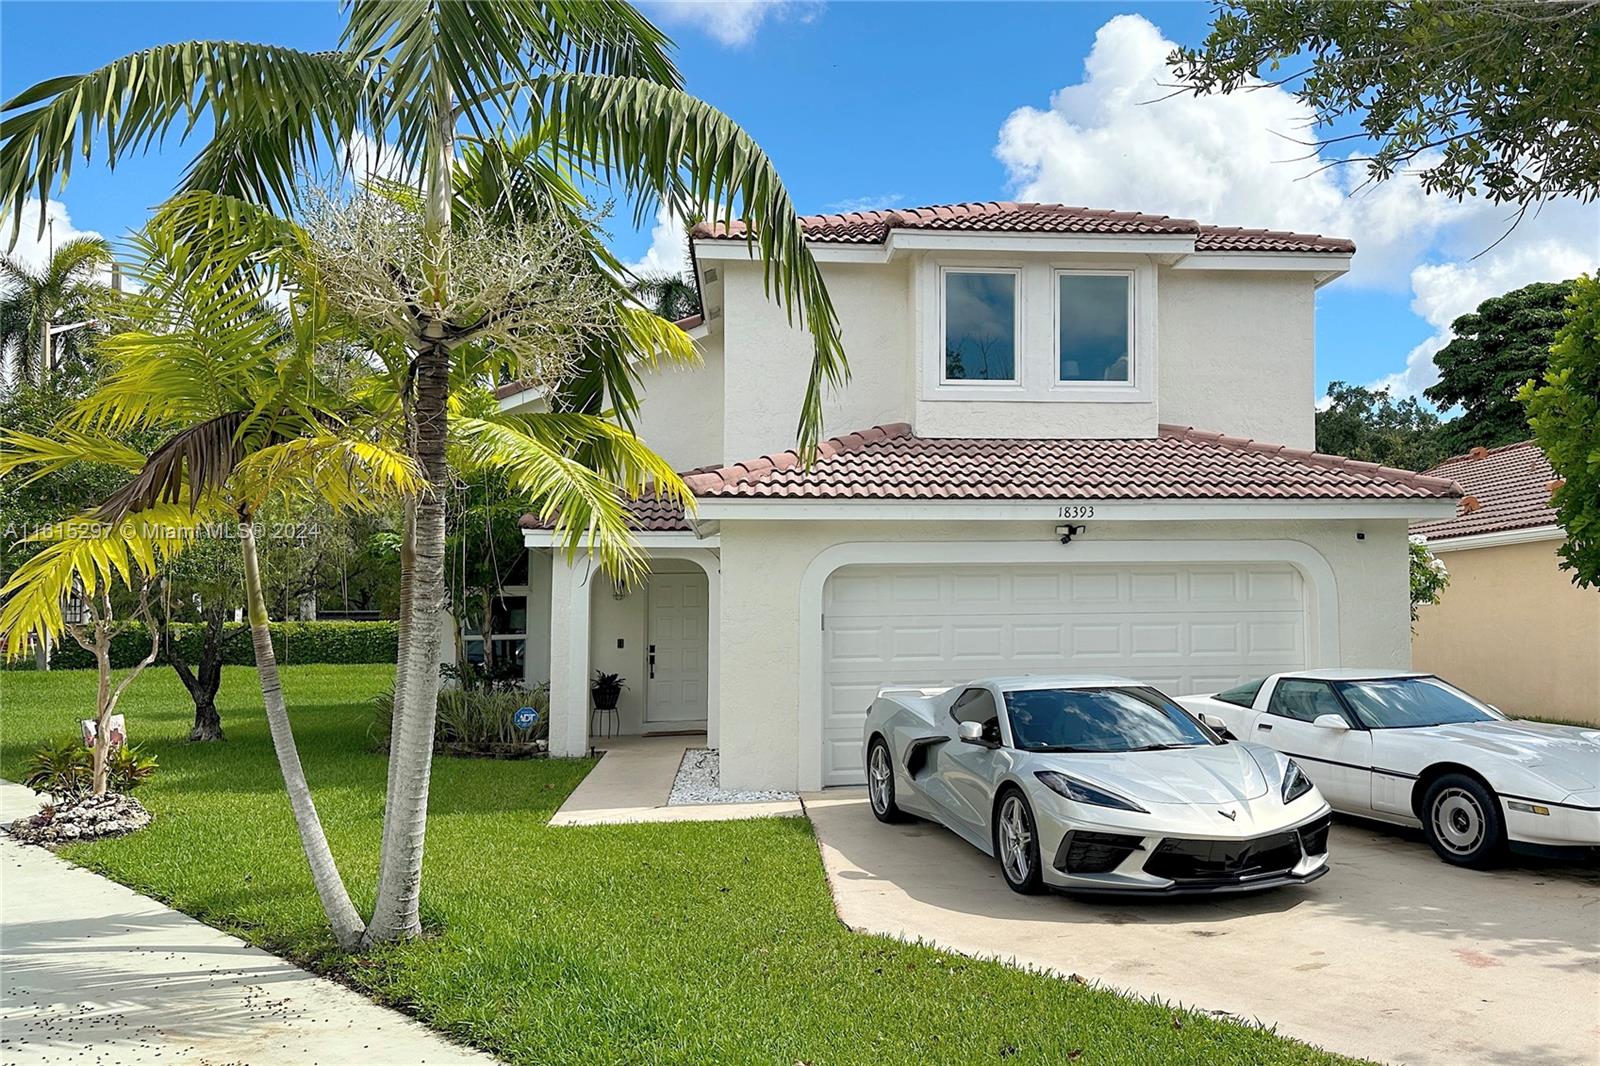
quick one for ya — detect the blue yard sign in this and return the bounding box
[514,706,540,730]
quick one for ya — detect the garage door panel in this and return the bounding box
[820,562,1310,785]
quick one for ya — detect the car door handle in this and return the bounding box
[1257,722,1273,732]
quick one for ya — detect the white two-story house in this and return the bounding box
[502,201,1460,792]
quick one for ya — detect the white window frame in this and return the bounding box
[938,265,1023,388]
[1053,268,1135,391]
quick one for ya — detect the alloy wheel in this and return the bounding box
[998,795,1032,884]
[1431,786,1486,856]
[868,744,892,815]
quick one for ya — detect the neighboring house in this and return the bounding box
[501,201,1460,791]
[1411,441,1599,725]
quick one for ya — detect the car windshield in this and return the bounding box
[1003,687,1216,753]
[1333,676,1502,729]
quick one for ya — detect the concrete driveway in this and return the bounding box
[806,792,1600,1066]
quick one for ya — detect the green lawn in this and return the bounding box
[0,665,1356,1065]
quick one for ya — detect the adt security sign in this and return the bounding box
[514,706,540,730]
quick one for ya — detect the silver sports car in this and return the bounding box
[862,675,1333,895]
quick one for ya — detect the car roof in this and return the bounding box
[981,675,1144,692]
[1279,668,1431,682]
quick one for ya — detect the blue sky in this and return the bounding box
[3,1,1594,403]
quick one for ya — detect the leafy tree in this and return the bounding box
[1315,381,1445,472]
[0,236,112,383]
[153,532,247,741]
[1171,2,1600,208]
[1427,280,1577,454]
[1408,535,1450,623]
[1520,275,1600,588]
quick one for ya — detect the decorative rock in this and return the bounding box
[667,748,798,806]
[6,793,152,845]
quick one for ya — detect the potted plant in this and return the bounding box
[591,671,626,710]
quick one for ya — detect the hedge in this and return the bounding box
[16,621,400,670]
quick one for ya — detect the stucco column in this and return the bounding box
[547,553,592,757]
[524,549,552,687]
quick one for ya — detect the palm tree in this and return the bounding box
[1,199,687,947]
[0,236,112,383]
[1,2,846,945]
[631,271,701,322]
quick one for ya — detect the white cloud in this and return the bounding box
[643,0,822,46]
[623,204,692,278]
[1,199,105,275]
[819,194,905,214]
[994,14,1599,396]
[343,132,417,185]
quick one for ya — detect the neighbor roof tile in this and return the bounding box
[1411,441,1560,541]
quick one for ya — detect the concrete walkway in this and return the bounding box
[548,735,803,825]
[0,781,493,1065]
[806,790,1600,1066]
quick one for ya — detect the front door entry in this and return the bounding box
[645,571,709,726]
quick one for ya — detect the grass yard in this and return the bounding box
[0,665,1357,1065]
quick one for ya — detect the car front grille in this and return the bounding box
[1143,820,1324,886]
[1054,830,1145,874]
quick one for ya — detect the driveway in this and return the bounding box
[806,792,1600,1066]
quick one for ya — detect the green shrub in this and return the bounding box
[22,738,158,796]
[14,620,400,670]
[370,683,550,755]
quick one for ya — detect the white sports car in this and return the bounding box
[862,676,1333,896]
[1178,670,1600,867]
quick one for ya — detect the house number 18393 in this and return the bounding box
[1057,505,1095,519]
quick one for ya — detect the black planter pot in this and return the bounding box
[592,685,622,710]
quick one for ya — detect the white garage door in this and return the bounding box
[820,562,1308,786]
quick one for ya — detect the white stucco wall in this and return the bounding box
[1157,270,1317,449]
[721,259,914,462]
[717,517,1411,791]
[628,329,726,472]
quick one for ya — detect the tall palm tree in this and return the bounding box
[631,271,700,322]
[1,199,687,948]
[0,236,112,383]
[1,1,845,945]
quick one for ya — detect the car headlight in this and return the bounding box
[1034,771,1149,813]
[1281,759,1313,804]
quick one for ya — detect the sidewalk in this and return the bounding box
[0,780,493,1065]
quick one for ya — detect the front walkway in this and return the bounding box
[549,735,803,825]
[0,782,492,1066]
[806,790,1600,1066]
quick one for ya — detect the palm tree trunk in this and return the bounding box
[365,82,455,946]
[240,517,366,949]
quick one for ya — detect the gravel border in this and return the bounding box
[667,748,798,805]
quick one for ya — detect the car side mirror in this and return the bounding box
[958,720,987,744]
[1312,714,1350,731]
[1196,712,1235,741]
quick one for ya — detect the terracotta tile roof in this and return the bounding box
[681,423,1458,502]
[520,491,693,533]
[1411,440,1561,541]
[692,201,1354,254]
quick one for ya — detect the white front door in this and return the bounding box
[820,562,1310,786]
[645,571,709,726]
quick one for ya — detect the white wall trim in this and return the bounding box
[695,498,1460,522]
[793,539,1343,791]
[1421,524,1563,553]
[1171,252,1352,278]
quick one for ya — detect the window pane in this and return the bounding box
[1266,679,1346,723]
[944,272,1016,381]
[1059,274,1130,382]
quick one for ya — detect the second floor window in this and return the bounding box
[942,268,1018,383]
[1057,271,1132,383]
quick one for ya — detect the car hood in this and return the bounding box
[1036,743,1270,805]
[1409,721,1600,794]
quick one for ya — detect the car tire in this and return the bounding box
[866,738,907,823]
[1421,773,1506,869]
[994,788,1045,895]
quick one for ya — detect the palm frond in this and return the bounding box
[1,42,367,238]
[231,435,423,514]
[0,427,150,485]
[535,73,847,457]
[0,501,216,659]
